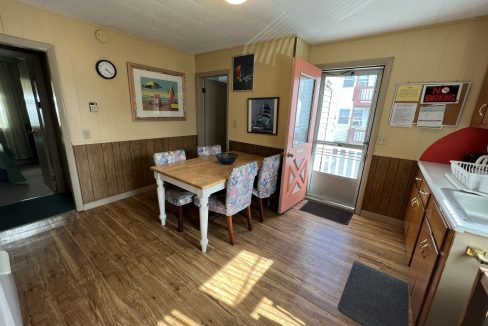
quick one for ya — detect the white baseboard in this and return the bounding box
[359,210,405,229]
[81,184,156,211]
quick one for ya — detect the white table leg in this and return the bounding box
[198,196,209,253]
[155,175,167,225]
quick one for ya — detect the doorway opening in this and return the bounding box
[307,66,384,211]
[197,73,228,151]
[0,44,73,230]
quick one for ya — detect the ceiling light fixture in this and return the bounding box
[225,0,247,5]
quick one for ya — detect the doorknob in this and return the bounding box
[287,153,294,158]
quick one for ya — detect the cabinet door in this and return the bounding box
[403,185,418,235]
[405,192,425,262]
[409,219,440,324]
[471,70,488,126]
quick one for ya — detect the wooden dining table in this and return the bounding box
[150,151,264,253]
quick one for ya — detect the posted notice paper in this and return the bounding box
[395,84,423,102]
[390,102,417,127]
[417,105,446,128]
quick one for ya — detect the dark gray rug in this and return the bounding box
[338,262,409,326]
[300,201,352,225]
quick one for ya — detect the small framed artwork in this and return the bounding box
[127,62,186,121]
[248,97,279,135]
[233,54,254,91]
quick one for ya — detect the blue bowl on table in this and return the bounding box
[216,152,238,165]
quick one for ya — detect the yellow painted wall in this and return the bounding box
[0,0,196,145]
[196,37,296,149]
[310,18,488,160]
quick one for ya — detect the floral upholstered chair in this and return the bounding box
[253,154,281,222]
[197,145,222,157]
[153,149,194,232]
[194,161,258,245]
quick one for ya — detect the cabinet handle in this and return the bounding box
[419,190,430,196]
[411,197,418,206]
[419,239,428,247]
[479,103,487,117]
[415,177,422,181]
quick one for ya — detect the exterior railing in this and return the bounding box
[353,86,374,105]
[347,128,366,144]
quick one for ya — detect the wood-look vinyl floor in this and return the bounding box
[0,191,409,326]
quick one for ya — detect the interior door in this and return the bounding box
[278,58,321,214]
[27,73,55,191]
[307,67,383,210]
[203,79,227,149]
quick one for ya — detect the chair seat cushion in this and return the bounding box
[165,185,194,206]
[194,192,227,215]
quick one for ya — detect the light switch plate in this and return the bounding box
[89,102,98,112]
[377,135,387,145]
[83,130,91,140]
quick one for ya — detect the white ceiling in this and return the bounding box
[20,0,488,54]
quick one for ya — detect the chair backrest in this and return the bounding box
[197,145,222,157]
[153,149,186,166]
[225,161,258,214]
[256,154,282,198]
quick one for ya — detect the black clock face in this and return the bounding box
[96,60,117,79]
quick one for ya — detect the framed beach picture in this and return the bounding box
[233,54,254,91]
[127,62,186,121]
[248,97,279,135]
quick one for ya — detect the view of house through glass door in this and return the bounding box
[307,66,384,210]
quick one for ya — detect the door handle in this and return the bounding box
[287,153,294,158]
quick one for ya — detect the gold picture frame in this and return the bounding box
[127,62,186,121]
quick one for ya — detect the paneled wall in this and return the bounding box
[229,141,283,156]
[73,135,197,204]
[361,155,417,220]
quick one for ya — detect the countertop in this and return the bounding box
[418,161,488,237]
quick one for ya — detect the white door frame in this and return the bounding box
[195,70,230,151]
[314,57,394,214]
[0,34,83,211]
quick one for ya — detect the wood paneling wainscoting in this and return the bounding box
[229,140,283,157]
[73,135,197,204]
[361,155,417,220]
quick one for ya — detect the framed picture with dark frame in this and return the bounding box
[233,54,254,91]
[247,97,279,135]
[127,62,186,121]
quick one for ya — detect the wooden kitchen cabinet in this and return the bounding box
[409,218,440,324]
[471,69,488,128]
[405,189,425,263]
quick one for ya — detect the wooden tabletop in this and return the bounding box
[150,152,264,190]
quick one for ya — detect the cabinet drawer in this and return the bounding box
[409,218,440,324]
[419,179,431,208]
[426,198,448,249]
[414,169,424,190]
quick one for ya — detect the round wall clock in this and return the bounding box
[96,60,117,79]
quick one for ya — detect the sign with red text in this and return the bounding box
[420,83,463,104]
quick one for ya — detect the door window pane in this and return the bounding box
[315,73,379,145]
[293,76,315,145]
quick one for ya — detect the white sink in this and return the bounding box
[441,188,488,224]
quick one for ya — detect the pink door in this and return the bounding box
[278,58,322,213]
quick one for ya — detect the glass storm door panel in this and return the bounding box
[278,58,322,214]
[307,66,384,210]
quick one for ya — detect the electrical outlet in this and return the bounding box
[376,134,387,145]
[83,130,91,140]
[89,102,98,112]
